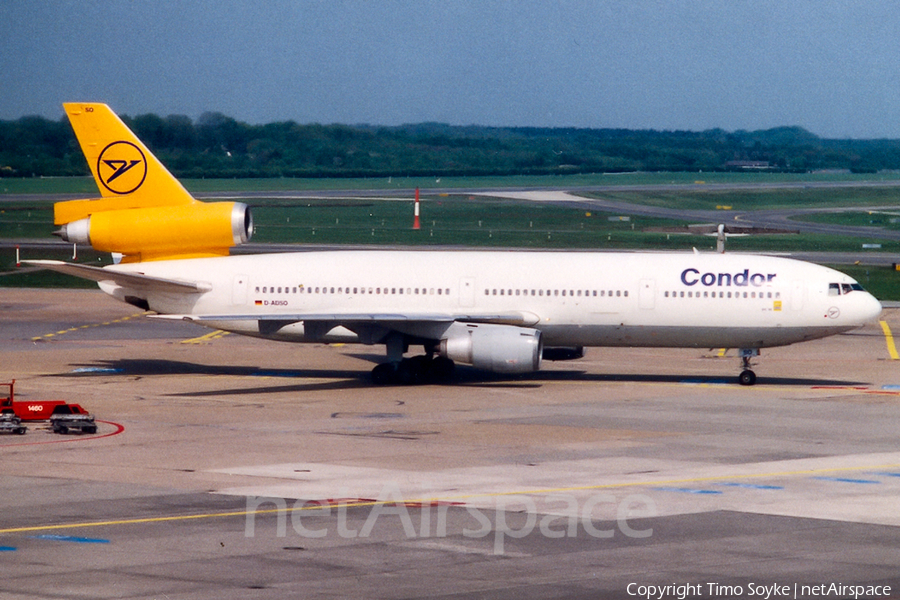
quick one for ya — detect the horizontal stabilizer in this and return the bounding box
[23,260,210,294]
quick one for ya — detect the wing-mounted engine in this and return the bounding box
[439,322,542,374]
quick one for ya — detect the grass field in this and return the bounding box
[828,264,900,301]
[794,210,900,230]
[581,185,900,212]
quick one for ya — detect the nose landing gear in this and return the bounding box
[738,348,759,386]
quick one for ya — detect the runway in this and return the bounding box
[1,288,900,599]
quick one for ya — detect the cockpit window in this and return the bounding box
[829,282,866,295]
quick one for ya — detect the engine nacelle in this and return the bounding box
[56,201,252,262]
[439,323,542,374]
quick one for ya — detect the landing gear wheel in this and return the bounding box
[371,363,396,385]
[430,356,455,382]
[394,359,418,385]
[402,356,431,385]
[370,356,456,385]
[737,349,759,386]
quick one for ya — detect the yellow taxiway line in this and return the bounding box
[880,320,899,360]
[30,312,147,342]
[180,329,230,345]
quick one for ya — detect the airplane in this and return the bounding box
[27,103,883,386]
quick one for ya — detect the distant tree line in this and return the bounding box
[2,111,900,179]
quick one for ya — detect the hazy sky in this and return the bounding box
[3,1,900,138]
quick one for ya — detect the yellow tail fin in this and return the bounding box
[53,103,252,262]
[55,103,196,225]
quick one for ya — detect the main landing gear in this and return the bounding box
[371,333,456,385]
[371,355,455,385]
[738,349,759,386]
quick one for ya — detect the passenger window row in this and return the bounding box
[255,285,451,296]
[254,285,631,299]
[483,288,628,298]
[665,290,781,299]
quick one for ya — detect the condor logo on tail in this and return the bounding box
[97,141,147,194]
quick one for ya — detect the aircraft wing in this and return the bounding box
[23,260,211,294]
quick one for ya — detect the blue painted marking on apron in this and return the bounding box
[31,534,110,544]
[813,476,880,485]
[719,482,784,490]
[679,379,730,385]
[654,487,723,495]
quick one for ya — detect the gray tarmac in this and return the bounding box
[1,288,900,599]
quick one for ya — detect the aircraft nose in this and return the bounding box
[862,293,883,322]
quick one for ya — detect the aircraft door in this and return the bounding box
[790,280,804,311]
[233,275,249,306]
[460,277,475,307]
[639,279,655,309]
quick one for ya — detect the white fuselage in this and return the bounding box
[102,250,882,350]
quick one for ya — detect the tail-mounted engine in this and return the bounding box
[55,201,252,262]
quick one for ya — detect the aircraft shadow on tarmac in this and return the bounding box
[59,358,871,396]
